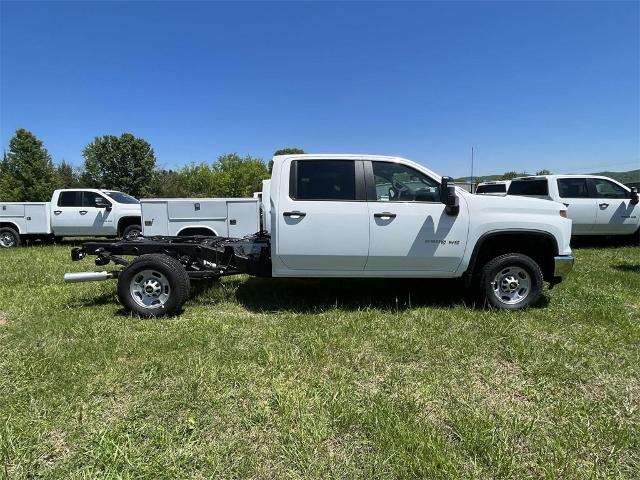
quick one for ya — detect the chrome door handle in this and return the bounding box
[374,212,397,219]
[599,203,609,209]
[283,211,306,218]
[79,210,88,215]
[53,210,62,215]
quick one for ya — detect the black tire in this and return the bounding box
[0,227,20,248]
[480,253,544,310]
[122,224,142,240]
[117,254,190,317]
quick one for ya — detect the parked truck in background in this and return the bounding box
[475,180,510,195]
[66,154,574,314]
[507,175,639,237]
[0,189,142,248]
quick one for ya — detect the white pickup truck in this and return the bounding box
[507,175,639,237]
[66,154,574,314]
[0,189,142,247]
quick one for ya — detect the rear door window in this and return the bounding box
[57,191,82,207]
[291,160,356,200]
[557,178,589,198]
[507,179,549,196]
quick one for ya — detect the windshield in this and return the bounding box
[476,184,505,194]
[105,191,139,204]
[507,180,549,196]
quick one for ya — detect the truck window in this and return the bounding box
[57,191,82,207]
[557,178,589,198]
[476,184,505,194]
[590,179,628,199]
[82,191,110,207]
[291,160,356,200]
[372,162,439,202]
[508,179,548,196]
[105,191,139,204]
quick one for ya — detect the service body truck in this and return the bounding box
[507,175,639,237]
[66,154,575,313]
[0,189,142,247]
[141,197,261,238]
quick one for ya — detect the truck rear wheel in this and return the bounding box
[0,227,20,248]
[480,253,543,310]
[117,254,190,317]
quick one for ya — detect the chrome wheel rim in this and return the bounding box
[130,269,170,309]
[125,228,141,240]
[0,232,16,248]
[491,266,530,305]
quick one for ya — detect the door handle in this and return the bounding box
[79,210,88,215]
[374,212,397,219]
[53,210,62,215]
[599,203,609,209]
[283,211,306,218]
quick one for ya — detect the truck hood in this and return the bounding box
[466,191,565,215]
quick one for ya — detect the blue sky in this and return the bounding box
[1,1,638,178]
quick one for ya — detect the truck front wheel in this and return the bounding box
[122,224,142,240]
[117,254,190,317]
[480,253,543,310]
[0,227,20,248]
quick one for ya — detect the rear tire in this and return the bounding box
[0,227,20,248]
[480,253,543,310]
[117,254,190,317]
[122,224,142,240]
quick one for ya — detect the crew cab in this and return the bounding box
[476,180,510,195]
[0,189,142,247]
[65,154,574,314]
[507,175,639,237]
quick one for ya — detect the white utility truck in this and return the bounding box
[65,154,575,314]
[0,189,142,247]
[476,180,510,196]
[141,197,261,238]
[507,175,639,237]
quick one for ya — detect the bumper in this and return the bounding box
[553,255,574,283]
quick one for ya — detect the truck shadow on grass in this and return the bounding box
[196,277,550,313]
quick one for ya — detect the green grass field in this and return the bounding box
[1,242,639,479]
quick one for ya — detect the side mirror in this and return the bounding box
[440,176,459,215]
[630,187,639,205]
[95,197,112,211]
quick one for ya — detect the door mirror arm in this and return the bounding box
[440,176,459,215]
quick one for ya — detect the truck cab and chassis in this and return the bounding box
[66,154,575,314]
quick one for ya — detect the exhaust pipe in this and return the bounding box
[64,271,117,283]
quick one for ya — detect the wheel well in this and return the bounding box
[117,217,141,235]
[177,227,218,237]
[468,232,557,282]
[0,222,21,234]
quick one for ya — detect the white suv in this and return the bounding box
[507,175,639,237]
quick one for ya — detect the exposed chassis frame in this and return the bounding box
[71,234,272,279]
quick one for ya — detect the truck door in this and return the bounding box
[364,161,468,273]
[556,178,596,235]
[52,191,113,236]
[275,159,369,272]
[589,178,638,235]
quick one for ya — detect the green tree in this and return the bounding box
[536,169,552,175]
[500,171,521,180]
[269,147,305,173]
[0,128,56,201]
[82,133,156,198]
[56,160,80,189]
[147,169,185,198]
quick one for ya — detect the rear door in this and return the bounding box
[365,161,468,273]
[275,159,369,272]
[589,178,638,235]
[556,177,596,235]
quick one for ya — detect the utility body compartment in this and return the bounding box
[141,198,261,238]
[0,202,52,234]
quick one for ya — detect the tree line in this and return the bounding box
[0,128,304,202]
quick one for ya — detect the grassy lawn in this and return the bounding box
[1,243,639,479]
